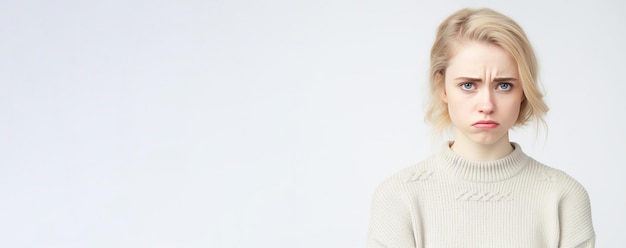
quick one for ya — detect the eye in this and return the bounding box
[460,82,475,91]
[497,82,513,91]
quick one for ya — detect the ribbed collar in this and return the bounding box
[438,142,529,183]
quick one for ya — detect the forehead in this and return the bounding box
[446,41,518,77]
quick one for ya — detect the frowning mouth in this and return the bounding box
[472,120,499,128]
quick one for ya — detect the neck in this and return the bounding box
[439,142,528,182]
[450,133,513,161]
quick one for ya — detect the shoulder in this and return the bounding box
[371,156,437,200]
[525,158,591,199]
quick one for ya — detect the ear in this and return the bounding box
[436,72,448,103]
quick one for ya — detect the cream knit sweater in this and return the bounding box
[367,143,595,247]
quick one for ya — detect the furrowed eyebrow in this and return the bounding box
[494,77,518,82]
[455,77,482,82]
[454,77,518,82]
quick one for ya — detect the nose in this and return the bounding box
[478,90,495,114]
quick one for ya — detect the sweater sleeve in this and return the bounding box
[558,176,595,248]
[367,178,416,248]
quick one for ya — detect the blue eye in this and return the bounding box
[460,83,475,91]
[497,83,512,91]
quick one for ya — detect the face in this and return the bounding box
[442,41,524,146]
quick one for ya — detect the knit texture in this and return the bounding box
[367,143,595,248]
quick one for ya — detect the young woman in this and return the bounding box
[367,8,595,247]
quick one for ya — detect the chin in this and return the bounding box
[468,134,507,146]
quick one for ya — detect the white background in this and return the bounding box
[1,0,624,247]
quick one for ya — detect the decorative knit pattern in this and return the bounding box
[455,190,512,202]
[367,143,595,248]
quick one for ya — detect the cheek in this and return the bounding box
[501,98,523,121]
[446,97,470,121]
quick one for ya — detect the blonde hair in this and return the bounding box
[425,8,549,135]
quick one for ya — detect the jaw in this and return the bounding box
[451,128,514,161]
[454,127,511,148]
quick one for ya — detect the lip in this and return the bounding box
[472,120,500,128]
